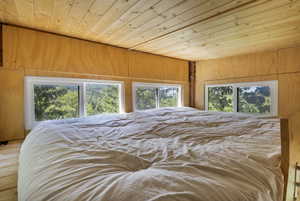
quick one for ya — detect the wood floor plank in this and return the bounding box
[0,174,18,191]
[0,140,22,201]
[0,188,17,201]
[0,152,20,161]
[0,165,18,178]
[0,156,19,166]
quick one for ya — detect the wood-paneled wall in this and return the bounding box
[0,25,189,141]
[195,45,300,118]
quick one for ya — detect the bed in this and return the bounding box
[18,107,284,201]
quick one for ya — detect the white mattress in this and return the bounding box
[19,107,283,201]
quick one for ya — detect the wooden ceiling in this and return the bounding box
[0,0,300,61]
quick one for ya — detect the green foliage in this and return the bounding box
[238,86,271,114]
[208,86,271,114]
[34,83,180,121]
[34,85,79,121]
[136,87,156,110]
[159,88,179,108]
[34,84,120,121]
[86,85,119,115]
[208,86,233,112]
[136,87,179,110]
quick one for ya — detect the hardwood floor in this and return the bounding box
[0,140,22,201]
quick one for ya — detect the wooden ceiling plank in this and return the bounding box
[113,0,235,45]
[2,0,20,25]
[33,0,55,30]
[87,0,141,38]
[63,0,95,35]
[101,0,204,43]
[137,0,289,52]
[165,36,300,60]
[214,29,300,49]
[145,5,300,55]
[13,0,33,27]
[197,35,300,59]
[171,31,300,60]
[167,27,300,56]
[159,22,300,56]
[95,0,162,41]
[51,0,75,33]
[81,0,126,38]
[0,0,5,22]
[120,0,256,47]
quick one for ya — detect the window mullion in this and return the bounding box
[79,83,85,117]
[156,88,159,109]
[233,86,238,113]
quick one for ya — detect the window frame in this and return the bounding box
[205,80,278,116]
[25,76,125,129]
[132,82,183,111]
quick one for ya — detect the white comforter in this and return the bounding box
[19,107,283,201]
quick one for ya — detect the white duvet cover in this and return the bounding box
[19,107,283,201]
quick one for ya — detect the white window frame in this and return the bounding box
[205,80,278,117]
[132,82,183,111]
[25,76,125,129]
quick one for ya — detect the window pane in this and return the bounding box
[136,87,156,110]
[34,84,79,121]
[208,86,233,112]
[238,86,271,114]
[159,87,179,108]
[86,84,120,116]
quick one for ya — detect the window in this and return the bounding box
[205,81,278,116]
[133,82,182,111]
[25,77,124,129]
[33,84,80,121]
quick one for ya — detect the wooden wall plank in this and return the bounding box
[3,26,131,75]
[3,25,187,81]
[2,25,18,69]
[128,51,164,80]
[196,51,278,81]
[278,46,300,74]
[0,70,24,141]
[0,23,2,67]
[279,73,300,118]
[128,51,188,81]
[283,111,300,201]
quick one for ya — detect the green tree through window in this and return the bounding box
[238,86,271,114]
[208,86,233,112]
[34,85,79,121]
[135,85,180,110]
[33,83,120,122]
[86,84,119,115]
[207,83,275,115]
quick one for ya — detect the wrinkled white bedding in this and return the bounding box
[19,107,283,201]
